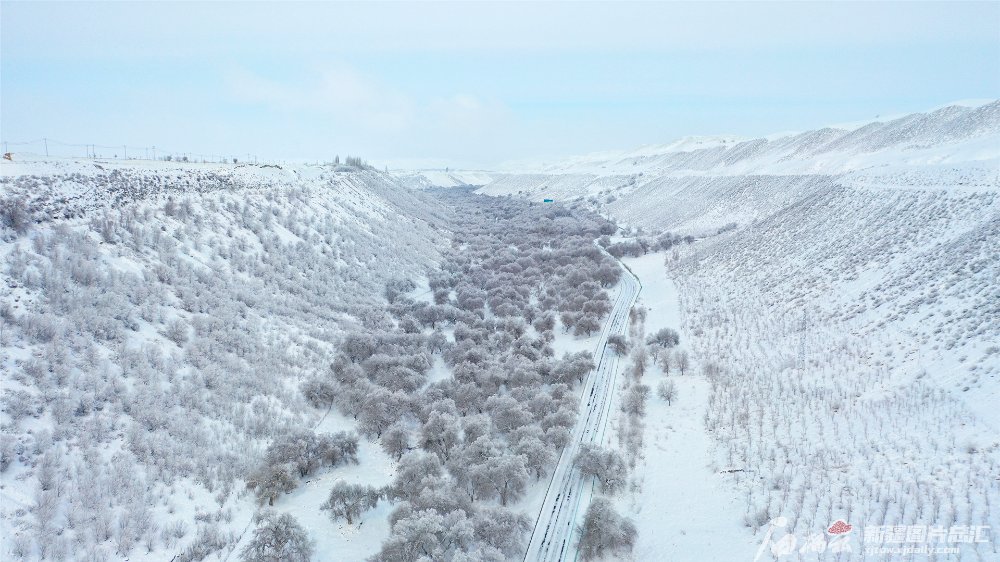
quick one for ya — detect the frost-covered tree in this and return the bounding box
[472,507,531,557]
[657,379,677,405]
[321,481,381,525]
[485,453,529,506]
[246,463,297,506]
[577,498,636,561]
[647,327,680,349]
[607,334,628,355]
[552,351,594,385]
[622,384,650,417]
[594,263,620,287]
[358,387,405,438]
[630,345,648,379]
[515,435,555,479]
[342,333,377,363]
[300,376,337,408]
[420,411,461,461]
[1,196,30,234]
[381,423,411,461]
[264,430,359,479]
[655,348,671,374]
[433,288,450,305]
[533,313,556,333]
[573,313,601,336]
[389,451,443,502]
[675,349,690,375]
[241,510,314,562]
[574,445,628,494]
[373,508,475,562]
[486,395,531,433]
[384,277,417,304]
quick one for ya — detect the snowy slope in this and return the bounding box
[0,158,449,561]
[493,101,999,178]
[393,169,495,189]
[478,101,1000,560]
[478,101,999,208]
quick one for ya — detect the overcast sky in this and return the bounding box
[2,1,998,168]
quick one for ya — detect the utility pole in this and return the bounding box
[152,146,157,160]
[44,138,49,157]
[124,145,127,160]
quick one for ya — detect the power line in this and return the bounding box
[0,137,275,166]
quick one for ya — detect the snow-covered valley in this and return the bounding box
[2,100,999,562]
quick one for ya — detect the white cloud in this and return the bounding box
[226,64,416,134]
[429,93,510,133]
[224,64,518,165]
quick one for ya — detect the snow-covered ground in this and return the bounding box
[258,409,398,562]
[618,252,755,562]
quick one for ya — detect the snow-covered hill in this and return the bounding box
[493,100,999,178]
[478,101,1000,560]
[392,169,495,190]
[0,158,449,560]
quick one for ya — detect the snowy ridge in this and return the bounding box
[502,101,1000,177]
[393,169,495,190]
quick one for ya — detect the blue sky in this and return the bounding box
[2,1,998,168]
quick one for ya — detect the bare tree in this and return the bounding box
[657,379,678,405]
[655,348,671,374]
[675,350,690,375]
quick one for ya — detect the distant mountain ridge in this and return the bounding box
[530,100,999,176]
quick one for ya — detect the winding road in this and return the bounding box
[523,252,641,562]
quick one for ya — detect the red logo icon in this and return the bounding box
[828,520,853,534]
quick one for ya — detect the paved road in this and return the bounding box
[523,254,641,562]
